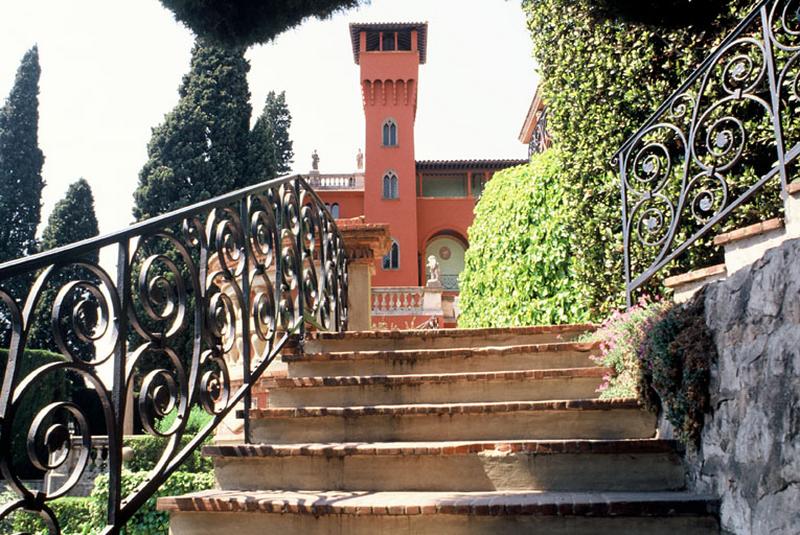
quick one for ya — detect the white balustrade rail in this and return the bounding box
[371,287,424,316]
[305,173,365,190]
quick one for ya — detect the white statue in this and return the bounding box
[356,148,364,170]
[426,255,442,288]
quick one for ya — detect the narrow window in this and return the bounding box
[383,171,399,199]
[382,31,396,51]
[382,119,397,146]
[383,240,400,270]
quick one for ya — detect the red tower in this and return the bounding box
[350,22,428,286]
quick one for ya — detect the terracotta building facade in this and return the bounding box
[311,22,525,327]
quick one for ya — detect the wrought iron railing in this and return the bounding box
[0,174,348,533]
[613,0,800,306]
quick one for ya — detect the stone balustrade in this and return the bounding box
[371,287,425,316]
[305,173,364,190]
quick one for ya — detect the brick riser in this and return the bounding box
[301,324,596,353]
[248,399,656,444]
[208,440,684,492]
[161,324,719,533]
[286,342,600,377]
[162,491,719,535]
[266,367,608,406]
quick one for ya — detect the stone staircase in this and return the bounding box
[158,324,719,534]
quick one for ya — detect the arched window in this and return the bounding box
[382,171,399,199]
[382,239,400,270]
[382,119,397,146]
[330,203,340,219]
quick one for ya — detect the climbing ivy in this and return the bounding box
[521,0,783,315]
[459,150,591,327]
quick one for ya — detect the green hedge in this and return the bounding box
[522,0,783,315]
[88,470,215,534]
[124,406,214,473]
[9,496,94,535]
[5,470,214,534]
[459,150,591,327]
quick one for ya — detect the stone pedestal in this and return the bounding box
[338,217,392,331]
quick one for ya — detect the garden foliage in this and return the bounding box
[158,0,362,47]
[521,0,782,315]
[639,294,717,445]
[133,40,252,220]
[586,298,669,399]
[28,178,100,352]
[248,90,294,185]
[458,150,591,327]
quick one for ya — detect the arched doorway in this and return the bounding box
[424,234,466,290]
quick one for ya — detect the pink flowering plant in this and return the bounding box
[583,296,671,399]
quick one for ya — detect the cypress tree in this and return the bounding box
[0,46,45,264]
[28,179,99,352]
[248,90,294,185]
[133,39,252,220]
[0,46,45,347]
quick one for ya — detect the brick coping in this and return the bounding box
[283,341,601,363]
[789,180,800,195]
[248,398,641,419]
[265,367,609,389]
[664,264,726,288]
[203,438,677,458]
[304,323,597,341]
[157,489,718,517]
[713,217,784,246]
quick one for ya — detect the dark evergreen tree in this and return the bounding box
[248,90,294,185]
[133,39,251,220]
[0,46,45,265]
[28,179,99,352]
[0,46,45,346]
[159,0,362,47]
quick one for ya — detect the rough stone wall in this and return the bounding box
[692,238,800,534]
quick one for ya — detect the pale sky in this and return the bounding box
[0,0,538,239]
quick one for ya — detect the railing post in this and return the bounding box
[108,239,130,531]
[760,4,790,200]
[237,195,253,444]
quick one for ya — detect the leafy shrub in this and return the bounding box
[639,294,717,445]
[125,406,214,473]
[522,0,784,315]
[459,149,592,327]
[9,496,94,535]
[88,470,215,534]
[584,298,669,398]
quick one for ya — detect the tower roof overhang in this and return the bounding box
[349,22,428,64]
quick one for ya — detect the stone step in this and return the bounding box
[247,399,655,444]
[284,341,601,377]
[265,367,608,407]
[300,324,595,353]
[206,439,684,492]
[159,490,719,535]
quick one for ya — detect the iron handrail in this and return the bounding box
[613,0,798,306]
[0,173,348,533]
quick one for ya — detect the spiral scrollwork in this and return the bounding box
[0,173,349,533]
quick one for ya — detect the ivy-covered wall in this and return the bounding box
[458,150,591,327]
[521,0,781,316]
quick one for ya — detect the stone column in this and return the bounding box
[337,217,391,331]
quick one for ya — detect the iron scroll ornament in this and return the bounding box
[0,174,347,533]
[613,0,800,306]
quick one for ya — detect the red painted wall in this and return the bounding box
[317,190,364,220]
[359,32,421,287]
